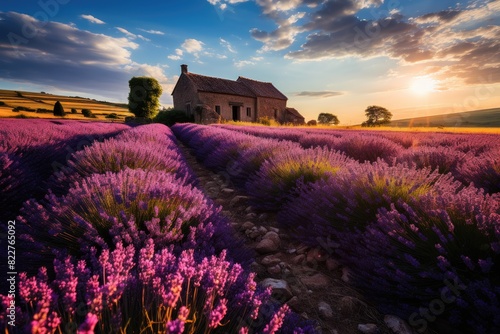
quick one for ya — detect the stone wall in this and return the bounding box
[256,97,287,121]
[199,92,256,122]
[194,105,222,125]
[172,75,201,116]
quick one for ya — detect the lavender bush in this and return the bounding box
[246,147,353,211]
[19,168,251,272]
[345,186,500,333]
[1,239,312,333]
[278,161,459,246]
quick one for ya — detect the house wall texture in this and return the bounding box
[256,97,287,120]
[198,92,256,122]
[172,76,201,115]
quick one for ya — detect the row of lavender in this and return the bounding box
[0,119,130,222]
[215,124,500,194]
[172,123,500,333]
[1,121,314,333]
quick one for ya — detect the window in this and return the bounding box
[246,107,251,117]
[186,103,191,116]
[215,105,221,115]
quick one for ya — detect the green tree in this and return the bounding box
[318,113,340,125]
[362,105,392,127]
[53,101,65,117]
[128,77,163,118]
[154,107,194,126]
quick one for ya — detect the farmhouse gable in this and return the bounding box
[171,65,304,124]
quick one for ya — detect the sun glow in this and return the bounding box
[410,76,437,95]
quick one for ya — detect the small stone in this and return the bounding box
[261,278,293,302]
[300,273,330,289]
[341,267,350,283]
[246,212,257,219]
[246,227,261,239]
[307,248,327,264]
[245,206,253,212]
[291,254,306,265]
[384,315,414,334]
[229,195,249,206]
[286,248,297,254]
[261,255,282,266]
[287,296,301,311]
[338,296,367,316]
[358,324,378,334]
[297,245,309,254]
[258,226,268,235]
[326,258,340,271]
[263,231,280,245]
[258,213,268,220]
[267,264,282,275]
[269,227,280,233]
[240,221,254,231]
[222,188,234,193]
[256,239,279,253]
[318,301,333,319]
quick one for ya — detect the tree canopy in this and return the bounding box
[128,77,163,118]
[317,113,340,125]
[53,101,65,117]
[362,105,392,127]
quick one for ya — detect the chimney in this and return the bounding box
[181,64,188,74]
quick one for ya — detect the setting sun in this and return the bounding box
[410,76,437,95]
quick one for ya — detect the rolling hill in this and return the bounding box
[0,89,132,120]
[389,108,500,128]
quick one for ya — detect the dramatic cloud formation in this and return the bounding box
[249,0,500,86]
[0,12,170,101]
[80,14,105,24]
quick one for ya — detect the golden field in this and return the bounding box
[0,89,132,121]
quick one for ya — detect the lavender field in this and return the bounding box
[1,120,499,333]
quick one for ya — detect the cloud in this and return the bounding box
[139,28,165,35]
[182,38,204,54]
[296,91,344,98]
[234,60,255,67]
[80,14,105,24]
[207,0,249,10]
[220,38,236,53]
[168,48,183,60]
[116,27,151,42]
[0,12,171,102]
[247,0,500,86]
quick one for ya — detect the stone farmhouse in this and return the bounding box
[171,65,305,124]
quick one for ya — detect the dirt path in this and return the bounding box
[177,142,394,334]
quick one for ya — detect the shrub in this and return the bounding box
[154,108,193,126]
[456,148,500,193]
[53,101,65,117]
[81,108,93,117]
[307,120,317,126]
[277,162,459,245]
[50,137,189,193]
[105,113,119,119]
[20,169,223,258]
[348,187,500,333]
[246,147,352,211]
[71,108,78,114]
[257,116,280,126]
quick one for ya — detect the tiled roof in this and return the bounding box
[178,71,288,100]
[285,107,305,119]
[237,77,288,100]
[185,73,256,97]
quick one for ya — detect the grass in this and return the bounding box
[0,89,133,121]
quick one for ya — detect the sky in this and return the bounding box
[0,0,499,124]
